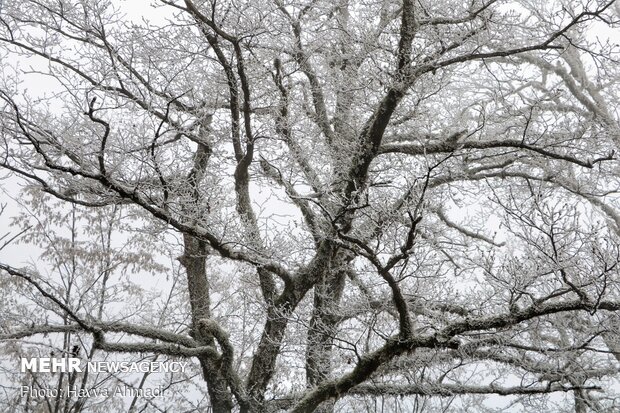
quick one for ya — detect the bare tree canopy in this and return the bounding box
[1,0,620,411]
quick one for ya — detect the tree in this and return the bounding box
[1,0,620,411]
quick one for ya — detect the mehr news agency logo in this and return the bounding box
[20,357,189,398]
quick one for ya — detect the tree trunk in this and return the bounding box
[305,262,347,413]
[180,234,234,413]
